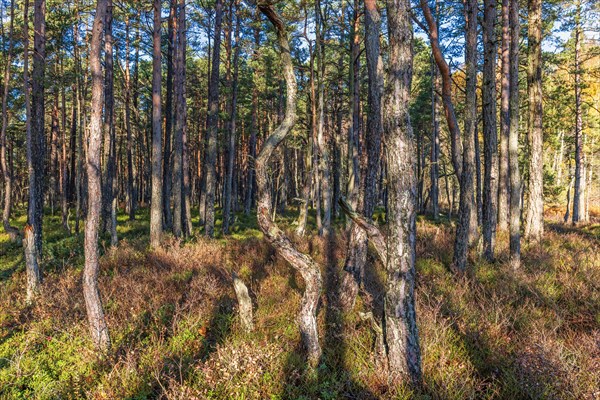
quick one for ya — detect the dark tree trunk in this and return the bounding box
[223,0,241,235]
[125,16,136,221]
[383,0,422,383]
[150,0,163,248]
[572,0,583,225]
[84,0,111,351]
[482,0,499,260]
[453,0,478,272]
[1,0,19,241]
[256,4,323,364]
[244,10,260,216]
[30,0,46,254]
[525,0,544,239]
[163,0,175,230]
[204,0,224,237]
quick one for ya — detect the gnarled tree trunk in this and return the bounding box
[255,4,322,364]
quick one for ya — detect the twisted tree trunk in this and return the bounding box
[255,3,322,364]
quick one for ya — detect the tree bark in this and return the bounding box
[498,0,510,231]
[572,0,583,225]
[23,225,42,304]
[30,0,46,254]
[204,0,224,237]
[340,0,383,308]
[482,0,499,260]
[125,16,136,221]
[84,0,111,351]
[223,0,241,235]
[525,0,544,240]
[150,0,163,248]
[508,0,521,269]
[102,0,117,247]
[1,0,19,241]
[255,4,322,364]
[245,9,260,216]
[383,0,422,382]
[453,0,478,272]
[163,0,176,230]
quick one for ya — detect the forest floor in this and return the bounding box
[0,206,598,399]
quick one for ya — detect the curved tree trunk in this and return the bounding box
[525,0,544,240]
[84,0,111,351]
[255,4,322,364]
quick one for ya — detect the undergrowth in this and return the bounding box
[0,207,598,399]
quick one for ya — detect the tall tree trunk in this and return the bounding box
[150,0,163,248]
[453,0,478,272]
[572,0,583,225]
[163,0,175,230]
[508,0,521,269]
[30,0,46,254]
[256,4,322,364]
[223,0,241,235]
[315,0,331,236]
[341,0,383,308]
[430,54,440,220]
[383,0,422,383]
[525,0,544,239]
[204,0,224,237]
[84,0,111,351]
[172,1,184,237]
[498,0,510,231]
[125,16,136,221]
[245,10,260,216]
[1,0,19,241]
[23,0,42,300]
[102,0,117,246]
[482,0,499,260]
[347,0,361,211]
[180,0,192,236]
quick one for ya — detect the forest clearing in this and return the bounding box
[0,0,599,398]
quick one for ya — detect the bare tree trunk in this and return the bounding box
[382,0,422,382]
[453,0,478,272]
[347,0,361,211]
[525,0,544,240]
[232,272,253,332]
[508,0,521,269]
[150,0,163,248]
[163,0,175,230]
[124,16,136,221]
[1,0,19,241]
[84,0,111,351]
[482,0,498,260]
[245,10,260,216]
[498,0,510,231]
[419,0,463,181]
[23,224,41,304]
[256,4,322,364]
[30,0,46,254]
[315,0,331,236]
[204,0,224,237]
[572,0,583,225]
[340,0,383,308]
[223,0,241,235]
[430,52,440,220]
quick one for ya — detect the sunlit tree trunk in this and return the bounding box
[572,0,583,225]
[525,0,544,240]
[384,0,422,383]
[150,0,163,248]
[256,4,322,364]
[508,0,522,269]
[84,0,111,351]
[498,0,510,231]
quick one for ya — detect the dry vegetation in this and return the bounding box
[0,209,598,399]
